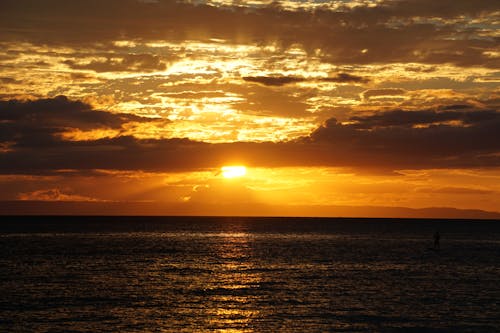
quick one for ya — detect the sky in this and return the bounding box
[0,0,499,217]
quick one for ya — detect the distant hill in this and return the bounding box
[1,201,499,220]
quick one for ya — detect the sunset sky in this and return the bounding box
[1,0,499,217]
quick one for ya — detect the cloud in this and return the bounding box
[362,88,407,100]
[321,73,369,84]
[0,77,21,84]
[1,0,497,67]
[234,84,310,117]
[1,97,499,173]
[242,76,305,86]
[372,0,499,19]
[415,187,494,195]
[64,54,168,73]
[306,108,500,169]
[348,108,500,128]
[243,73,368,86]
[18,188,101,201]
[0,95,164,145]
[185,181,256,205]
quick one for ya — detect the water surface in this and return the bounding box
[1,217,499,332]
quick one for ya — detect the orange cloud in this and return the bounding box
[18,188,101,202]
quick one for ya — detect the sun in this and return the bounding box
[221,166,247,178]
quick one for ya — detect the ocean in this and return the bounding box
[1,216,499,332]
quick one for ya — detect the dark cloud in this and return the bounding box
[0,77,21,84]
[1,0,497,67]
[242,73,368,87]
[320,73,369,84]
[374,0,499,20]
[362,88,406,99]
[441,104,475,111]
[64,54,168,73]
[242,76,305,86]
[1,97,499,173]
[348,108,500,128]
[0,135,211,174]
[0,95,164,145]
[306,108,500,169]
[70,72,98,81]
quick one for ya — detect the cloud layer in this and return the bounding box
[1,0,498,67]
[0,96,163,147]
[1,97,498,173]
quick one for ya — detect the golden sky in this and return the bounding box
[0,0,499,217]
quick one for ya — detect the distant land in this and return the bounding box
[1,201,499,220]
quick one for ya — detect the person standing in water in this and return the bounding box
[433,231,441,249]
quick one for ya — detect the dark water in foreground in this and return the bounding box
[1,217,500,332]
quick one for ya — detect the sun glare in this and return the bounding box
[221,166,247,178]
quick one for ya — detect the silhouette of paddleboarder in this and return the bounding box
[433,231,440,250]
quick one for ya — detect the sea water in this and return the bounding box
[1,217,499,332]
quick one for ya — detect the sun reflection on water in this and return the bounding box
[205,229,261,331]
